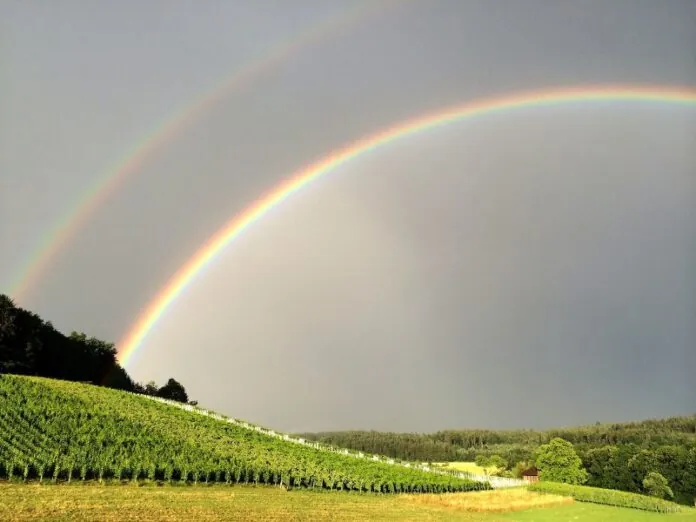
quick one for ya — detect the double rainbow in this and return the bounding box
[115,84,696,366]
[7,1,398,302]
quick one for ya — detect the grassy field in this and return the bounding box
[2,484,695,522]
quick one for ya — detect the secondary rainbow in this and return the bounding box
[117,84,696,366]
[7,0,398,303]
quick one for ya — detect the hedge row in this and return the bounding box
[528,482,686,513]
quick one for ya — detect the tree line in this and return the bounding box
[298,417,696,505]
[298,415,696,462]
[0,294,191,404]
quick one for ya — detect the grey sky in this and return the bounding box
[2,0,695,432]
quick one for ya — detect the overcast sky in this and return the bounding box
[2,0,695,433]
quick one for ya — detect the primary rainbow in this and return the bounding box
[117,84,696,366]
[7,0,398,303]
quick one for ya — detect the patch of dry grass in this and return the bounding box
[403,487,574,513]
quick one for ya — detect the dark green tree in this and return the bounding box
[156,378,189,403]
[144,381,159,396]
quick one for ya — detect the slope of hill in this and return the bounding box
[0,375,486,493]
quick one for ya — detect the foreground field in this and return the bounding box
[2,484,695,522]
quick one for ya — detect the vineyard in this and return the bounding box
[143,394,524,489]
[0,375,489,493]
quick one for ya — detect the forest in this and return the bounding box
[0,294,190,403]
[299,417,696,505]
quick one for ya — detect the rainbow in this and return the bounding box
[7,0,398,303]
[117,84,696,366]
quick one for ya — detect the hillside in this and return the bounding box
[0,375,485,493]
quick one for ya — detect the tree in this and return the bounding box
[643,471,673,499]
[0,294,16,339]
[474,455,489,468]
[144,381,159,396]
[535,438,588,484]
[488,454,507,471]
[156,378,189,403]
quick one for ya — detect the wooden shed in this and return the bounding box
[521,466,539,483]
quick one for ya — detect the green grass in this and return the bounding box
[0,375,483,493]
[1,483,695,521]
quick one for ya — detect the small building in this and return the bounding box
[522,467,539,483]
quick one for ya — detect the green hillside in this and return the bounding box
[0,375,486,494]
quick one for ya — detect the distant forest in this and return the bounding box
[0,294,192,403]
[298,417,696,505]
